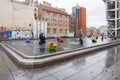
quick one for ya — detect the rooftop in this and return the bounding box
[41,5,70,16]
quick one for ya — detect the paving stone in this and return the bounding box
[52,67,78,80]
[47,64,71,74]
[64,70,94,80]
[39,75,57,80]
[0,73,14,80]
[23,71,50,80]
[1,41,120,80]
[94,74,109,80]
[12,70,27,79]
[0,65,10,74]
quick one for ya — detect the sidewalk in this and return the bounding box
[0,38,120,80]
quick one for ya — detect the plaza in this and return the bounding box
[0,38,120,80]
[0,0,120,80]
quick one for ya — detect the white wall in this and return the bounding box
[0,0,12,28]
[0,0,34,31]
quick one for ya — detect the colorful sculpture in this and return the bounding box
[39,33,46,44]
[48,41,57,52]
[25,39,31,43]
[92,36,97,43]
[56,35,61,42]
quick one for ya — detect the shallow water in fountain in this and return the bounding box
[3,37,110,56]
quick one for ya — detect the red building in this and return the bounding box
[71,6,86,37]
[80,7,86,36]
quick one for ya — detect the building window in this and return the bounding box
[52,23,56,27]
[60,29,62,34]
[53,29,56,34]
[46,12,50,18]
[53,14,56,17]
[29,24,31,26]
[34,8,36,11]
[46,18,50,22]
[47,29,50,34]
[59,15,62,19]
[53,19,56,22]
[59,24,62,27]
[107,1,115,9]
[65,29,68,33]
[52,19,56,27]
[117,19,120,28]
[59,20,62,22]
[34,13,37,19]
[65,16,67,21]
[53,14,56,19]
[47,23,50,27]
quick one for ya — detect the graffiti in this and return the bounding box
[0,30,33,39]
[11,30,33,39]
[0,26,6,39]
[0,30,6,39]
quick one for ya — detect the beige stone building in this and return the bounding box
[0,0,34,31]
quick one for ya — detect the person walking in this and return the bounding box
[79,30,83,45]
[101,36,104,41]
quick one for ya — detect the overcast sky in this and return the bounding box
[19,0,107,28]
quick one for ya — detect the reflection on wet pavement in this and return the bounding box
[0,43,120,80]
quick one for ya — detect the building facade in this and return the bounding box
[0,0,35,39]
[103,0,120,38]
[71,5,86,37]
[38,1,71,37]
[0,0,34,31]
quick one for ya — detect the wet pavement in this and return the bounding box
[0,42,120,80]
[2,37,113,56]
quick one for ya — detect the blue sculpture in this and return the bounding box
[25,39,31,43]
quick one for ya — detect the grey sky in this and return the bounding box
[18,0,107,28]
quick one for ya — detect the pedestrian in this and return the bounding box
[105,36,106,39]
[101,36,104,41]
[79,30,83,45]
[32,32,34,39]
